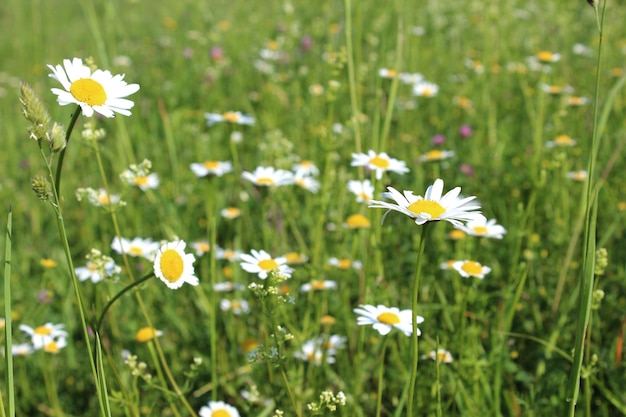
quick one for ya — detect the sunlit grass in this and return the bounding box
[1,0,626,416]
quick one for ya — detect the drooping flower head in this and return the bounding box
[48,58,140,117]
[368,178,485,227]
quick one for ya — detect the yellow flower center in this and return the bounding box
[549,86,562,94]
[358,191,371,201]
[34,326,52,336]
[98,194,111,205]
[461,261,483,276]
[134,176,148,186]
[377,312,401,325]
[345,214,371,229]
[196,242,211,253]
[129,246,144,256]
[369,155,390,169]
[407,199,446,219]
[203,161,220,169]
[337,259,351,269]
[222,112,239,123]
[425,150,444,160]
[472,226,488,235]
[40,258,57,268]
[211,410,231,417]
[240,338,258,354]
[231,300,241,310]
[422,87,435,97]
[256,177,275,186]
[135,327,160,343]
[44,341,60,353]
[555,135,573,145]
[70,78,107,106]
[258,258,279,271]
[437,352,450,362]
[311,280,326,290]
[159,249,184,283]
[449,229,466,240]
[536,51,555,62]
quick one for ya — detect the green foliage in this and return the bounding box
[1,0,626,415]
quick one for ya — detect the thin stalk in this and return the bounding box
[407,223,431,417]
[95,272,155,333]
[566,1,606,413]
[3,208,14,417]
[343,0,362,154]
[375,337,390,417]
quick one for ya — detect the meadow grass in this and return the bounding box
[1,0,626,416]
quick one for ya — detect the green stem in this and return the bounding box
[407,223,431,417]
[343,0,362,154]
[375,337,390,417]
[54,107,81,196]
[95,272,155,333]
[566,1,606,413]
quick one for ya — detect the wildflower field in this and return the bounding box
[2,0,626,415]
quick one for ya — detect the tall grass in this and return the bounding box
[1,0,626,415]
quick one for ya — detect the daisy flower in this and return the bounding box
[242,166,294,187]
[424,348,454,363]
[75,249,121,283]
[368,178,485,227]
[19,323,68,350]
[327,257,363,270]
[319,334,347,353]
[219,299,251,315]
[135,327,163,343]
[294,339,336,365]
[536,50,561,63]
[119,159,159,191]
[300,280,337,292]
[292,160,319,176]
[239,249,294,279]
[282,252,309,265]
[111,237,160,260]
[378,68,399,79]
[347,179,374,203]
[221,207,241,219]
[546,134,577,148]
[399,72,425,85]
[214,246,242,262]
[452,260,491,279]
[343,213,371,229]
[419,150,455,162]
[190,160,233,178]
[76,187,122,207]
[351,150,409,180]
[412,81,439,97]
[205,111,254,127]
[199,401,240,417]
[40,258,58,268]
[565,96,590,106]
[540,83,574,95]
[43,337,67,354]
[12,343,35,356]
[47,57,139,118]
[353,304,424,337]
[293,171,320,193]
[455,218,507,239]
[449,229,466,240]
[190,240,211,256]
[567,170,588,182]
[153,240,199,289]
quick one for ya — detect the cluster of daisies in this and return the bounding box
[13,323,68,356]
